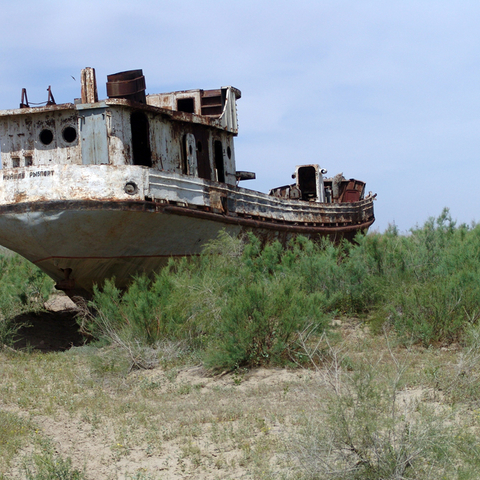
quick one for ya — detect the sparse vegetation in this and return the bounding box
[290,337,473,479]
[0,410,34,469]
[1,210,480,478]
[22,442,86,480]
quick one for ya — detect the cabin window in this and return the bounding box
[214,140,225,183]
[130,111,152,167]
[177,98,195,114]
[12,157,20,168]
[25,156,33,167]
[39,129,54,145]
[62,126,77,143]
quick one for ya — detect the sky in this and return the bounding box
[1,0,479,233]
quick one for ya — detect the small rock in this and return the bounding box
[44,294,78,312]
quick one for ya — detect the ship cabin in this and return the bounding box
[0,68,367,206]
[0,68,244,186]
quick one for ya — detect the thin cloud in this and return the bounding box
[1,1,480,231]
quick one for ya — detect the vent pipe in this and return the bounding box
[81,67,98,104]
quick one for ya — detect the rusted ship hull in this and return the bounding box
[0,68,375,297]
[0,165,374,297]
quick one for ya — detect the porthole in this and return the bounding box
[227,146,232,159]
[188,144,193,155]
[197,140,203,152]
[124,182,138,195]
[62,126,77,143]
[39,129,54,145]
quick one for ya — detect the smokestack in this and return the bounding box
[106,70,146,104]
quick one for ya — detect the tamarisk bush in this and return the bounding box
[88,233,329,370]
[86,208,480,369]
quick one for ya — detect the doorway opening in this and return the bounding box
[214,140,225,183]
[131,111,152,167]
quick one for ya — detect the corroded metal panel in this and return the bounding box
[81,68,98,104]
[79,108,108,165]
[218,87,240,133]
[147,90,203,114]
[0,204,243,296]
[147,170,374,226]
[144,86,240,134]
[149,171,206,205]
[0,164,148,204]
[106,108,132,166]
[0,110,81,168]
[106,70,146,104]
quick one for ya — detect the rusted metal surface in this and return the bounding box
[0,195,374,297]
[81,67,98,104]
[0,165,147,204]
[145,86,240,134]
[271,171,367,206]
[46,86,56,106]
[106,70,146,104]
[148,170,374,225]
[0,108,80,169]
[0,66,375,297]
[20,88,29,108]
[236,171,255,182]
[19,86,56,108]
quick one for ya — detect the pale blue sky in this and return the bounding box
[1,1,480,232]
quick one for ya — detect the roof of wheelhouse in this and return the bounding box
[0,68,241,135]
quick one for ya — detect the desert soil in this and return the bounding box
[2,296,320,479]
[2,296,458,480]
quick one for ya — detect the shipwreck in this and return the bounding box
[0,68,375,297]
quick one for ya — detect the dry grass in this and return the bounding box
[1,320,480,479]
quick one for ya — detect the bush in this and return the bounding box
[86,209,480,367]
[0,251,54,321]
[204,262,328,370]
[87,233,330,371]
[384,212,480,344]
[291,342,472,479]
[0,251,54,346]
[0,316,25,347]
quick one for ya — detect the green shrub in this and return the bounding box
[0,316,25,346]
[0,252,54,321]
[204,273,327,370]
[383,212,480,344]
[86,209,480,366]
[87,234,330,370]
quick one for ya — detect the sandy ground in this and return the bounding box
[23,367,304,479]
[3,297,452,479]
[3,296,315,479]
